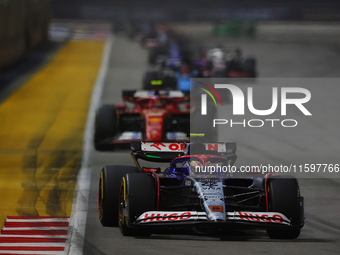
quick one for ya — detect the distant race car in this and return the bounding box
[144,47,256,93]
[143,55,205,92]
[140,24,171,49]
[142,68,178,91]
[146,36,207,92]
[98,141,304,239]
[204,47,257,78]
[94,90,191,150]
[142,61,205,92]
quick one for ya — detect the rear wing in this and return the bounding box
[130,141,237,164]
[122,90,190,102]
[133,141,236,154]
[130,141,185,163]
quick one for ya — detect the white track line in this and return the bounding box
[65,33,114,255]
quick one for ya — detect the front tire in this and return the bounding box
[266,176,303,239]
[192,101,217,142]
[242,57,257,77]
[94,104,117,151]
[98,165,139,226]
[119,173,156,236]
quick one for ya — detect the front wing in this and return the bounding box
[133,211,303,229]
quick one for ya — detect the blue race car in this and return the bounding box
[98,141,304,239]
[144,39,205,91]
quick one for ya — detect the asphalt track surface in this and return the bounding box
[84,25,340,255]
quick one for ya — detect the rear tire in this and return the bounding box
[242,58,257,77]
[214,69,227,78]
[192,102,217,142]
[119,173,156,236]
[164,113,190,138]
[266,176,303,239]
[94,105,117,151]
[98,165,139,226]
[162,76,178,90]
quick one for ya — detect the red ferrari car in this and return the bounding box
[94,90,191,150]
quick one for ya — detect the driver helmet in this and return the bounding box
[207,48,224,66]
[188,160,203,175]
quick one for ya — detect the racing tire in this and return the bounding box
[119,173,156,236]
[214,69,227,78]
[192,101,217,142]
[98,165,139,227]
[94,104,117,151]
[266,176,303,239]
[162,76,178,90]
[164,113,190,138]
[242,58,257,78]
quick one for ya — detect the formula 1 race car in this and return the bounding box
[98,141,304,239]
[142,68,178,91]
[140,24,173,49]
[142,58,205,92]
[94,90,190,151]
[204,47,257,78]
[142,62,205,92]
